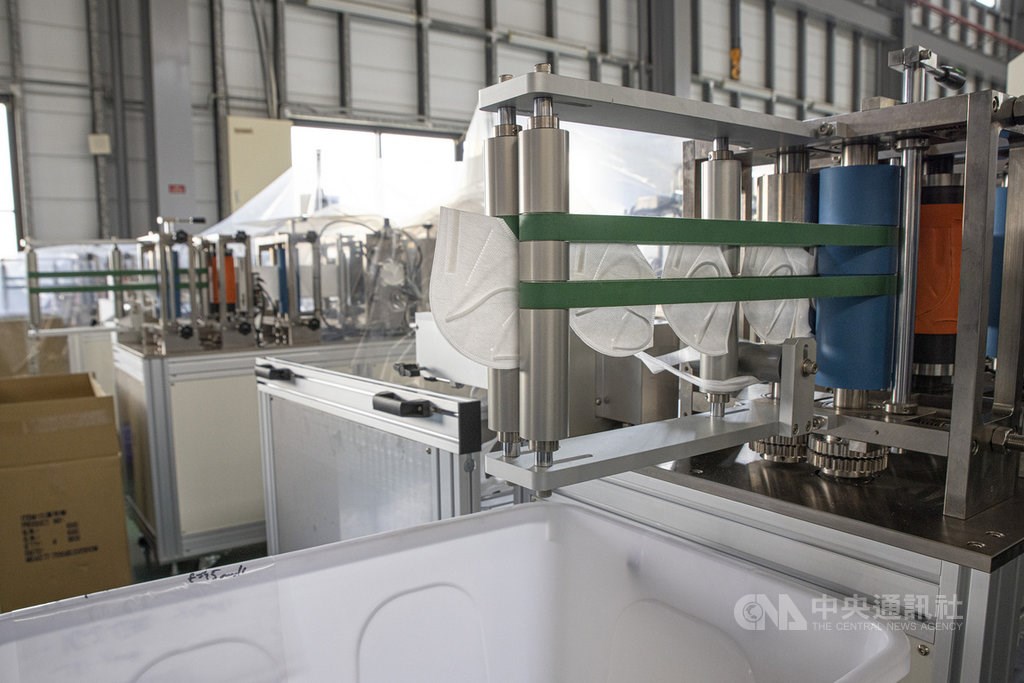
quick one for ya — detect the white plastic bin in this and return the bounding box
[0,503,908,682]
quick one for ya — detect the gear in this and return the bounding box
[808,433,888,479]
[749,435,808,464]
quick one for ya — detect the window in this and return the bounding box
[0,103,18,259]
[290,126,459,225]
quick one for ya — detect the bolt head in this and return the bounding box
[917,644,930,656]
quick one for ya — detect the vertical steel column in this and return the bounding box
[240,237,254,321]
[486,81,521,458]
[945,91,1012,519]
[752,148,812,463]
[701,137,741,418]
[889,135,926,413]
[25,247,40,330]
[519,65,569,469]
[889,52,929,414]
[186,241,201,332]
[215,240,229,325]
[110,246,125,319]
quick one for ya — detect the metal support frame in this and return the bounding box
[480,70,1023,520]
[945,91,1014,520]
[489,339,816,493]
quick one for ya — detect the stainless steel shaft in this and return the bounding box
[486,107,521,457]
[890,63,928,413]
[519,105,569,468]
[701,138,741,418]
[890,140,924,411]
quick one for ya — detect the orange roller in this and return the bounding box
[915,203,962,336]
[210,255,238,306]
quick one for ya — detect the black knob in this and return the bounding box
[934,65,966,91]
[180,325,194,339]
[307,318,321,331]
[238,321,252,336]
[393,362,421,378]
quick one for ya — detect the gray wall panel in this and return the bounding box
[350,18,418,116]
[429,32,485,121]
[285,5,340,108]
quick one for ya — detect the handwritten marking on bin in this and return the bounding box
[186,564,248,584]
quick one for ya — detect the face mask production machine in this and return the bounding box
[456,50,1024,682]
[24,216,431,565]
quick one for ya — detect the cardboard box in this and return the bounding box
[0,373,131,612]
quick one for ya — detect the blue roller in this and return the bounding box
[816,165,900,390]
[987,186,1008,357]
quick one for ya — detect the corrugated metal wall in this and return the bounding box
[694,0,885,117]
[0,0,1018,243]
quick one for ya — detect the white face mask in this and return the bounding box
[740,246,814,344]
[662,244,737,356]
[568,243,656,357]
[429,207,520,369]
